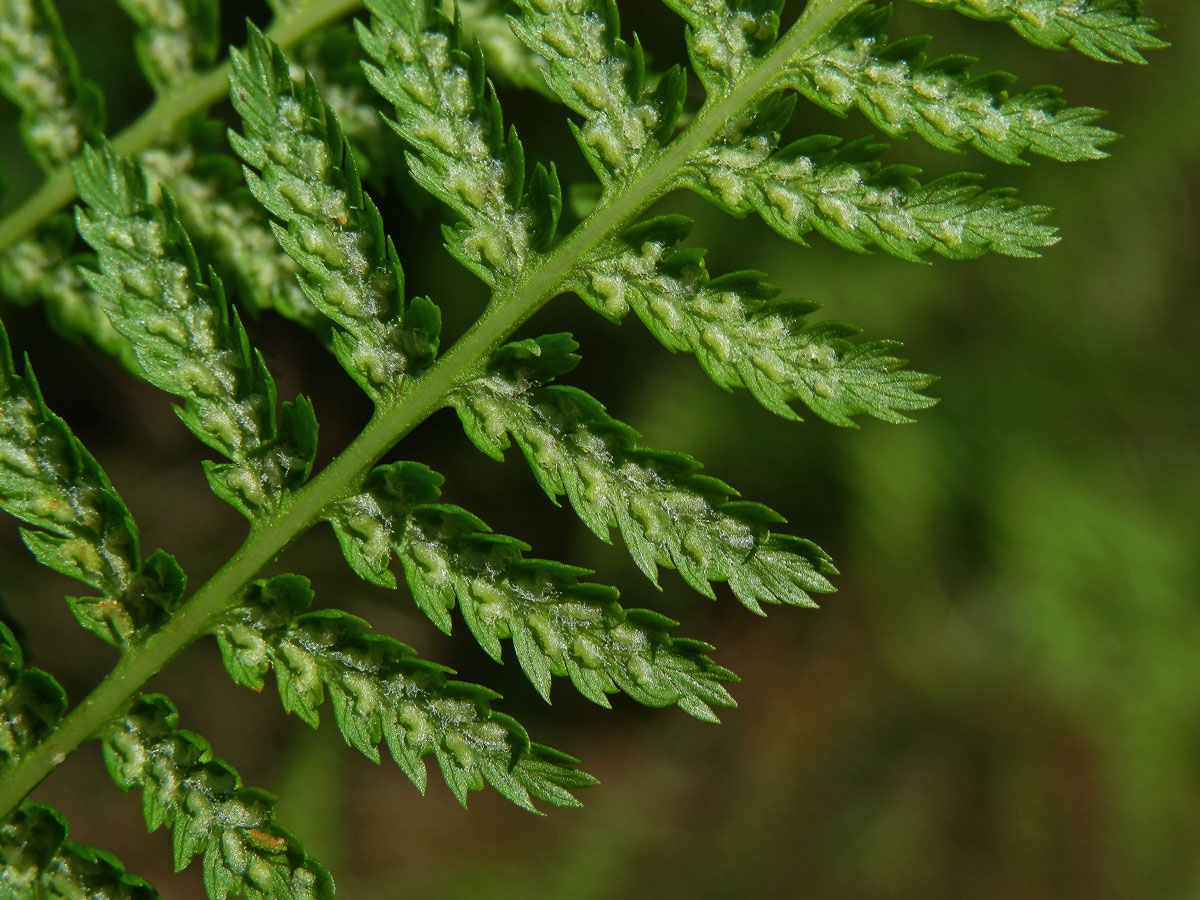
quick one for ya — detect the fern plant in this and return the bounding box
[0,0,1164,895]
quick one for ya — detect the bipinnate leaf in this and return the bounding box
[213,575,599,810]
[0,321,185,645]
[787,4,1116,165]
[73,144,319,521]
[453,335,837,613]
[326,463,737,718]
[0,0,103,169]
[510,0,686,187]
[117,0,219,92]
[101,694,333,900]
[906,0,1167,63]
[571,216,937,424]
[0,801,159,900]
[229,28,440,400]
[358,0,562,287]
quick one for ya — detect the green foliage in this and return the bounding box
[214,574,598,809]
[0,623,65,768]
[101,694,333,900]
[0,0,1165,896]
[116,0,219,91]
[327,460,736,717]
[74,144,319,520]
[906,0,1167,63]
[229,28,440,399]
[790,5,1117,164]
[0,0,103,169]
[0,625,156,899]
[0,320,183,645]
[359,0,563,287]
[0,802,159,900]
[454,334,837,612]
[571,214,937,421]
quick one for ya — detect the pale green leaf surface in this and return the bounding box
[101,694,333,900]
[229,29,440,400]
[358,0,562,287]
[0,0,103,169]
[326,462,737,718]
[787,5,1117,164]
[116,0,219,91]
[510,0,685,187]
[74,144,318,521]
[453,335,838,613]
[0,320,184,645]
[213,575,599,810]
[906,0,1167,63]
[571,215,937,423]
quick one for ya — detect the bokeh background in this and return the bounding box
[1,1,1197,897]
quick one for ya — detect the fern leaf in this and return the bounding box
[358,0,562,287]
[509,0,685,187]
[144,143,321,329]
[788,4,1116,164]
[663,0,786,95]
[213,575,599,810]
[907,0,1168,64]
[73,144,318,521]
[452,335,837,612]
[101,694,333,900]
[326,461,736,717]
[571,215,936,423]
[456,0,553,94]
[684,125,1058,260]
[117,0,219,91]
[0,216,142,371]
[0,321,184,645]
[0,0,103,169]
[229,29,440,399]
[0,628,149,897]
[0,622,66,769]
[1,801,159,899]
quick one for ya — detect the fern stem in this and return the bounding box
[0,0,365,256]
[0,0,869,820]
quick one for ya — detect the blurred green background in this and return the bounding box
[1,1,1197,898]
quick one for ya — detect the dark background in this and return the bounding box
[1,1,1197,897]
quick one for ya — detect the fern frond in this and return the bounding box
[1,801,159,899]
[0,627,153,896]
[456,0,552,94]
[141,139,321,329]
[358,0,562,287]
[117,0,219,92]
[510,0,685,187]
[0,215,142,371]
[327,461,736,717]
[907,0,1168,63]
[0,622,66,768]
[0,320,184,645]
[572,215,936,422]
[101,694,333,900]
[453,335,837,612]
[0,0,103,169]
[73,144,318,521]
[788,4,1116,164]
[213,575,599,810]
[685,127,1058,260]
[229,29,440,399]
